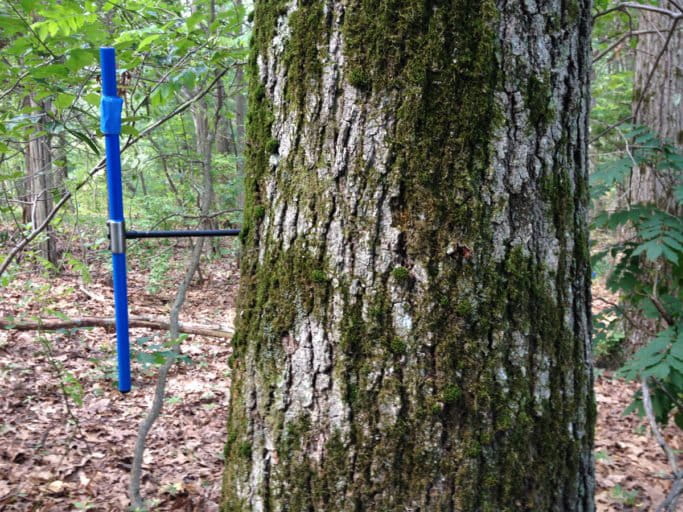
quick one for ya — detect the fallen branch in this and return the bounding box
[0,315,233,339]
[642,378,683,512]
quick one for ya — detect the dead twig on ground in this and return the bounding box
[641,378,683,512]
[0,315,233,339]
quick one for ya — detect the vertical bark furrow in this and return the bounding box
[223,1,594,511]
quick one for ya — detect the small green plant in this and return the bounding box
[594,450,610,462]
[146,249,172,294]
[161,482,184,496]
[611,484,639,506]
[62,371,84,407]
[591,126,683,428]
[592,320,626,368]
[64,253,92,283]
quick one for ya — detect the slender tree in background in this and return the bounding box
[627,3,682,348]
[222,1,594,510]
[630,1,682,208]
[23,96,57,264]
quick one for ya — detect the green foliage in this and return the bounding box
[145,247,173,294]
[593,319,625,367]
[133,334,192,368]
[0,0,248,279]
[591,126,683,427]
[611,484,639,507]
[62,370,84,406]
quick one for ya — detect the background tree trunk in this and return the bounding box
[233,64,246,158]
[630,2,682,208]
[626,3,682,349]
[24,96,57,264]
[222,1,594,510]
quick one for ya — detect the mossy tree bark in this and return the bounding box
[222,1,595,510]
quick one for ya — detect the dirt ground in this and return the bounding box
[0,246,680,510]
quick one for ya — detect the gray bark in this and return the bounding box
[223,1,594,510]
[626,2,682,349]
[24,96,57,264]
[630,1,683,209]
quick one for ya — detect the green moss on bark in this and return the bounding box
[223,0,593,509]
[526,72,555,130]
[283,1,328,105]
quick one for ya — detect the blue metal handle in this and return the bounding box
[100,47,131,393]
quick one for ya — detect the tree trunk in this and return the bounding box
[24,96,57,264]
[234,64,246,157]
[630,2,682,209]
[626,4,682,349]
[222,1,594,511]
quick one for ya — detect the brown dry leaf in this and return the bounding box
[32,470,54,482]
[45,480,65,494]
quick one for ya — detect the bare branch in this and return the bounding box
[593,27,683,62]
[642,378,683,512]
[633,17,682,120]
[595,2,683,20]
[649,295,675,326]
[0,315,234,339]
[593,296,658,336]
[0,70,31,101]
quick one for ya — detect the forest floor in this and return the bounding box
[0,243,681,511]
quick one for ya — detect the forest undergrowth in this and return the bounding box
[0,240,238,511]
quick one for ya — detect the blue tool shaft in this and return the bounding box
[112,253,131,391]
[100,47,131,393]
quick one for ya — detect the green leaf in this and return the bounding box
[661,244,679,264]
[185,11,205,31]
[120,125,139,136]
[55,93,75,110]
[67,128,100,156]
[666,356,683,374]
[623,396,644,417]
[84,93,100,107]
[674,185,683,202]
[137,33,162,52]
[632,240,663,261]
[675,412,683,430]
[643,362,670,380]
[30,64,70,79]
[66,49,96,72]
